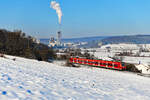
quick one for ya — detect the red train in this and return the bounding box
[70,58,126,70]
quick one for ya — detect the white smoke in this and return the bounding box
[50,1,62,24]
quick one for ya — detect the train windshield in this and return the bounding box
[121,62,125,66]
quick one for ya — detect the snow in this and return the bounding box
[86,48,115,61]
[135,64,150,74]
[101,44,150,51]
[123,56,150,65]
[101,43,140,50]
[0,55,150,100]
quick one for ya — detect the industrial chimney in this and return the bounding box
[57,31,62,45]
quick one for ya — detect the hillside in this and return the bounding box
[0,29,55,61]
[101,35,150,44]
[0,55,150,99]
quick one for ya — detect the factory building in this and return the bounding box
[48,31,63,48]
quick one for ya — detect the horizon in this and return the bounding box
[0,0,150,38]
[40,34,150,39]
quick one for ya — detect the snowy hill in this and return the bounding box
[0,55,150,100]
[101,35,150,44]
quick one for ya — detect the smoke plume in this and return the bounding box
[50,1,62,24]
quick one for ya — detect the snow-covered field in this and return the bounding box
[85,44,150,60]
[0,55,150,100]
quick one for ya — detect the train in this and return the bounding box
[70,57,126,70]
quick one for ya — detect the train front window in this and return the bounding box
[121,63,125,66]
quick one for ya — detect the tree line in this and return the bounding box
[0,29,55,61]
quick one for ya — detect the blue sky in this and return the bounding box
[0,0,150,38]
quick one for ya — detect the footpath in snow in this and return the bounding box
[0,55,150,100]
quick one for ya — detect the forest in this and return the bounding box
[0,29,55,61]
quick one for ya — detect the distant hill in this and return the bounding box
[41,35,150,48]
[40,36,109,48]
[40,36,109,45]
[101,35,150,44]
[62,36,108,43]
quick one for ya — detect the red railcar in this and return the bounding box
[70,58,126,70]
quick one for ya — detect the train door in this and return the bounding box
[99,61,103,67]
[87,59,91,65]
[98,61,101,67]
[84,59,88,65]
[78,59,82,64]
[103,61,107,67]
[114,62,119,69]
[83,59,86,64]
[89,60,93,66]
[95,60,99,66]
[101,61,105,67]
[108,62,113,68]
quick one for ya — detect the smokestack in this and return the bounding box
[57,31,62,45]
[50,1,62,25]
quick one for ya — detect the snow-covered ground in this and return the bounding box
[123,56,150,65]
[85,44,150,61]
[100,44,150,51]
[0,55,150,100]
[135,64,150,74]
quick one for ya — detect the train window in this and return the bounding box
[109,63,112,66]
[114,64,118,67]
[103,63,106,66]
[95,62,98,65]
